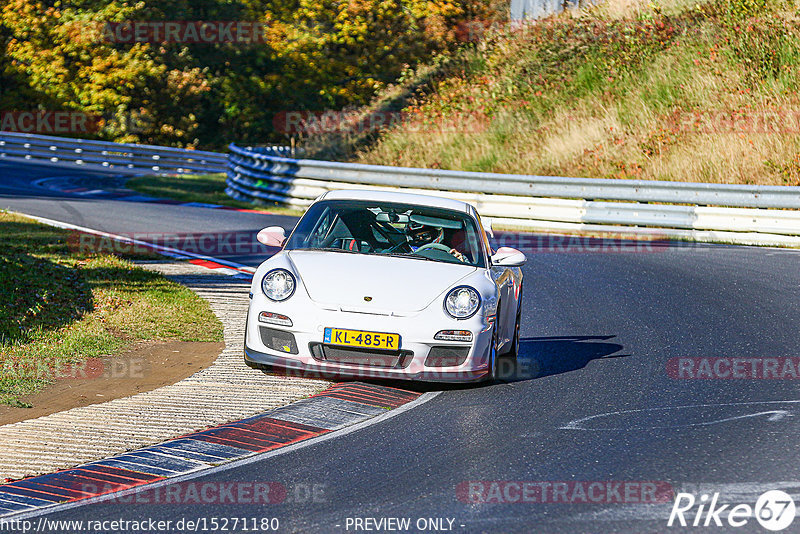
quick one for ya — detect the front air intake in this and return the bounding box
[259,327,298,355]
[309,344,413,368]
[425,346,469,367]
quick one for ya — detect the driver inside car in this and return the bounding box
[407,222,467,262]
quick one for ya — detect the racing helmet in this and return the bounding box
[407,222,443,247]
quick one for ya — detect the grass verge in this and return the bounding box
[0,211,223,407]
[126,173,304,216]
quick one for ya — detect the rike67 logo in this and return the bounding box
[668,490,796,531]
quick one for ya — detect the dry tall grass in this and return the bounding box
[310,0,800,186]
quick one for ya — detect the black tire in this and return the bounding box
[485,324,498,382]
[506,284,523,361]
[499,283,523,361]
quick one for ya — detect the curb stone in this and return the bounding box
[0,382,421,517]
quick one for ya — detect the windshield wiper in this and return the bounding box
[374,252,438,262]
[303,247,358,253]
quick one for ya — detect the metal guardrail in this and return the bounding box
[2,133,797,246]
[0,132,227,174]
[226,143,800,247]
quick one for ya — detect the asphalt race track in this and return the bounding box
[2,160,800,533]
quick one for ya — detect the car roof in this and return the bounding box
[317,189,472,213]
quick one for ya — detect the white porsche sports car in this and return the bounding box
[244,189,525,382]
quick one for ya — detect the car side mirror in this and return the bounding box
[257,226,287,247]
[492,247,526,267]
[482,218,494,238]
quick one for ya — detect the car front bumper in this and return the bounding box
[244,297,494,383]
[244,346,489,383]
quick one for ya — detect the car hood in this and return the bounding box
[287,250,478,313]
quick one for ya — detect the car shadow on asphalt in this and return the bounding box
[505,335,627,383]
[348,335,628,394]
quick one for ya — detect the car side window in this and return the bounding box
[452,223,482,264]
[307,207,334,248]
[473,212,493,265]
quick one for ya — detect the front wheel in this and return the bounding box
[485,324,498,382]
[506,291,522,361]
[499,283,523,361]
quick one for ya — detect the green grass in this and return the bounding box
[126,173,304,216]
[0,212,223,407]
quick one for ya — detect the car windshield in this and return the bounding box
[285,199,486,267]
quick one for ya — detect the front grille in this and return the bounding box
[310,344,412,368]
[259,327,298,355]
[425,346,470,367]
